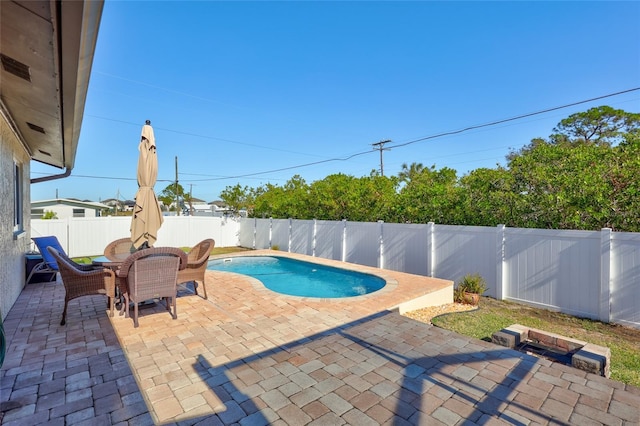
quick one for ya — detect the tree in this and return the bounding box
[220,184,253,215]
[216,106,640,231]
[458,167,517,226]
[551,105,640,147]
[253,175,311,219]
[504,107,640,230]
[158,183,186,211]
[607,132,640,231]
[507,139,616,229]
[398,162,425,185]
[396,166,460,224]
[346,174,398,222]
[253,183,285,218]
[307,174,356,220]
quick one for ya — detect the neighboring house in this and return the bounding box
[211,200,230,212]
[31,198,110,219]
[101,198,124,213]
[101,198,135,213]
[183,198,233,216]
[0,1,103,321]
[123,200,136,212]
[187,197,212,213]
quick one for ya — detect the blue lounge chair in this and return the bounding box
[27,236,67,284]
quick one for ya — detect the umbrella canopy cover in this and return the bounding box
[131,123,164,249]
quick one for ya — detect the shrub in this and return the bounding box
[457,273,487,295]
[453,285,466,303]
[42,210,58,220]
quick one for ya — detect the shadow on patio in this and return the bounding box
[2,262,638,425]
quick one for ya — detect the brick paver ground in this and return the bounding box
[1,251,639,425]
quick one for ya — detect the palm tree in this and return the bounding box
[398,162,425,184]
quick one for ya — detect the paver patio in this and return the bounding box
[1,251,638,425]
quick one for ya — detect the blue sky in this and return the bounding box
[30,1,640,203]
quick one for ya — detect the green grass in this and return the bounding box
[431,297,640,388]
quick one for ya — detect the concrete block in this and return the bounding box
[491,325,527,348]
[573,344,611,378]
[492,324,611,378]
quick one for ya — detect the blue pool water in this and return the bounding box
[207,256,386,298]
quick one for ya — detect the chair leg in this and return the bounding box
[133,301,139,328]
[120,293,130,318]
[199,280,208,300]
[60,300,68,326]
[172,295,177,320]
[184,280,198,296]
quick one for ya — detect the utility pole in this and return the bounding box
[189,183,194,215]
[372,139,391,176]
[175,156,180,216]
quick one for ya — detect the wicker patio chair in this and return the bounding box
[47,247,116,326]
[177,239,215,299]
[104,238,136,261]
[117,247,187,327]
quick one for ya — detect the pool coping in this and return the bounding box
[208,249,453,313]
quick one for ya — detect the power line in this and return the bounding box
[178,87,640,182]
[39,87,640,184]
[86,115,329,159]
[389,87,640,150]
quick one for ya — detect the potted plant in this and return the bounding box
[455,273,487,306]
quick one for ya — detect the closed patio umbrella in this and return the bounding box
[130,120,163,249]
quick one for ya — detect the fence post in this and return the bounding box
[269,217,273,249]
[288,218,292,252]
[496,224,506,300]
[378,220,384,269]
[600,228,612,324]
[252,217,256,249]
[427,222,435,277]
[341,219,347,262]
[65,216,72,257]
[312,219,317,257]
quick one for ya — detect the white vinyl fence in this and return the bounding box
[241,218,640,330]
[31,216,241,258]
[31,216,640,329]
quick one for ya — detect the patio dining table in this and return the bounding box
[92,254,131,315]
[92,254,129,268]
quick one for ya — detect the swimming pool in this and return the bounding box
[207,256,386,298]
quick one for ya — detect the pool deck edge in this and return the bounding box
[209,249,454,312]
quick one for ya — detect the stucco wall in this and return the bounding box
[0,115,31,321]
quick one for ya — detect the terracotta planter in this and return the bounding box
[463,292,480,306]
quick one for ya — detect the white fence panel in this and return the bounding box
[345,221,380,267]
[30,219,71,253]
[254,219,271,249]
[314,220,345,261]
[610,232,640,328]
[290,220,314,255]
[68,217,130,256]
[154,216,239,249]
[239,218,255,248]
[216,217,242,248]
[382,223,429,276]
[271,219,290,251]
[433,225,499,294]
[32,216,241,257]
[504,228,601,319]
